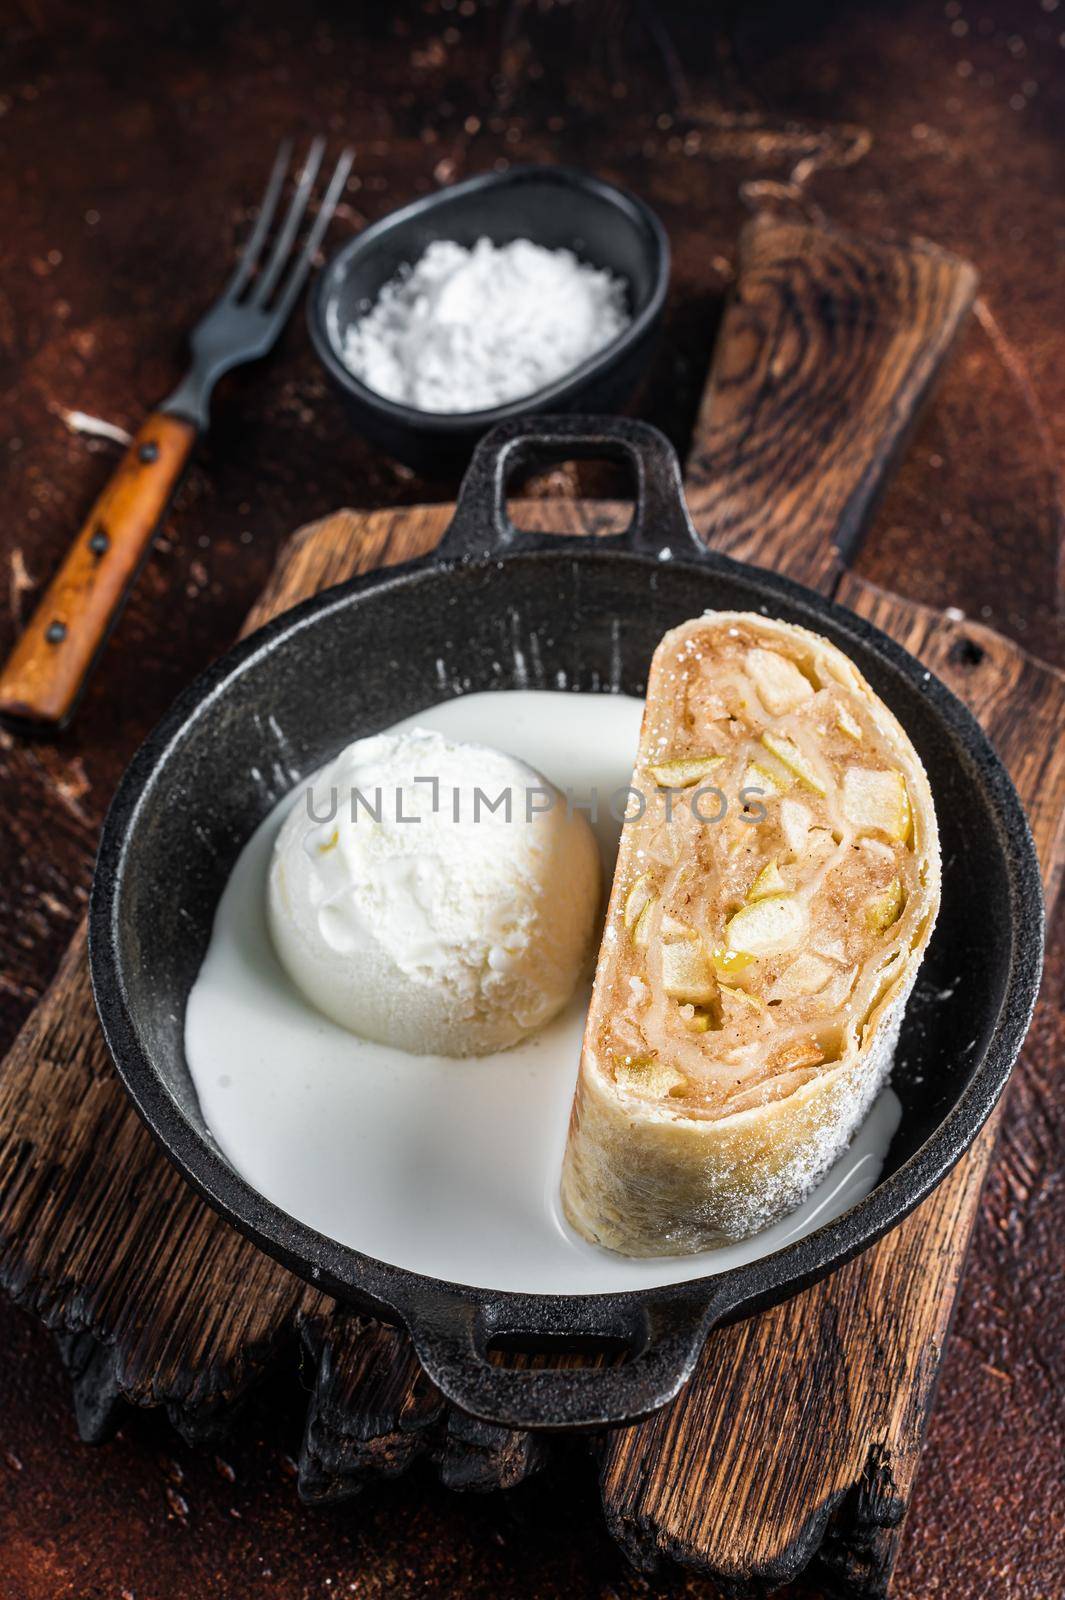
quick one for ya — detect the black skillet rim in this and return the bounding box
[306,163,671,435]
[88,537,1044,1340]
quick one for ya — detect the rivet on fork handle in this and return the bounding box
[0,412,197,731]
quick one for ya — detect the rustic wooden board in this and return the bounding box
[597,581,1065,1593]
[2,215,1060,1595]
[0,499,607,1466]
[2,497,1061,1587]
[686,215,979,592]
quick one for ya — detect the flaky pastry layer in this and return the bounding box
[561,613,941,1255]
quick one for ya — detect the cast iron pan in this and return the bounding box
[89,417,1044,1431]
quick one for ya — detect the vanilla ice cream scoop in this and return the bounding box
[267,728,601,1056]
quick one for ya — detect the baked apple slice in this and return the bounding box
[561,612,941,1256]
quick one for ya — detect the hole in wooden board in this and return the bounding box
[950,635,986,668]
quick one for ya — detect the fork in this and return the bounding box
[0,138,354,732]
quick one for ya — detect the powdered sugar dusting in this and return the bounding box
[340,238,631,413]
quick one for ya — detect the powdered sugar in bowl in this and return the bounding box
[308,164,669,471]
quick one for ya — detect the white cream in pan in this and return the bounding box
[185,689,900,1295]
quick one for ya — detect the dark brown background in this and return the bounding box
[0,1,1062,1596]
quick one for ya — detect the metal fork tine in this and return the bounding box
[226,139,292,301]
[251,136,326,308]
[165,136,348,430]
[271,147,355,325]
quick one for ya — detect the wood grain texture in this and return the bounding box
[0,921,326,1444]
[836,576,1065,910]
[0,208,1052,1593]
[1,494,1059,1597]
[685,215,978,590]
[0,217,1038,1598]
[243,498,625,632]
[0,412,196,729]
[595,579,1065,1592]
[1,7,1063,1596]
[297,1310,549,1503]
[0,501,592,1485]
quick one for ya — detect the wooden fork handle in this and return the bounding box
[0,411,197,731]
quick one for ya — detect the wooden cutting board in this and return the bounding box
[2,215,1062,1594]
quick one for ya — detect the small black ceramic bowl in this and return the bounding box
[307,165,670,471]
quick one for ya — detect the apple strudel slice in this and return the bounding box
[561,612,941,1257]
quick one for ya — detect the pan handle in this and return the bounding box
[435,415,707,564]
[404,1287,720,1431]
